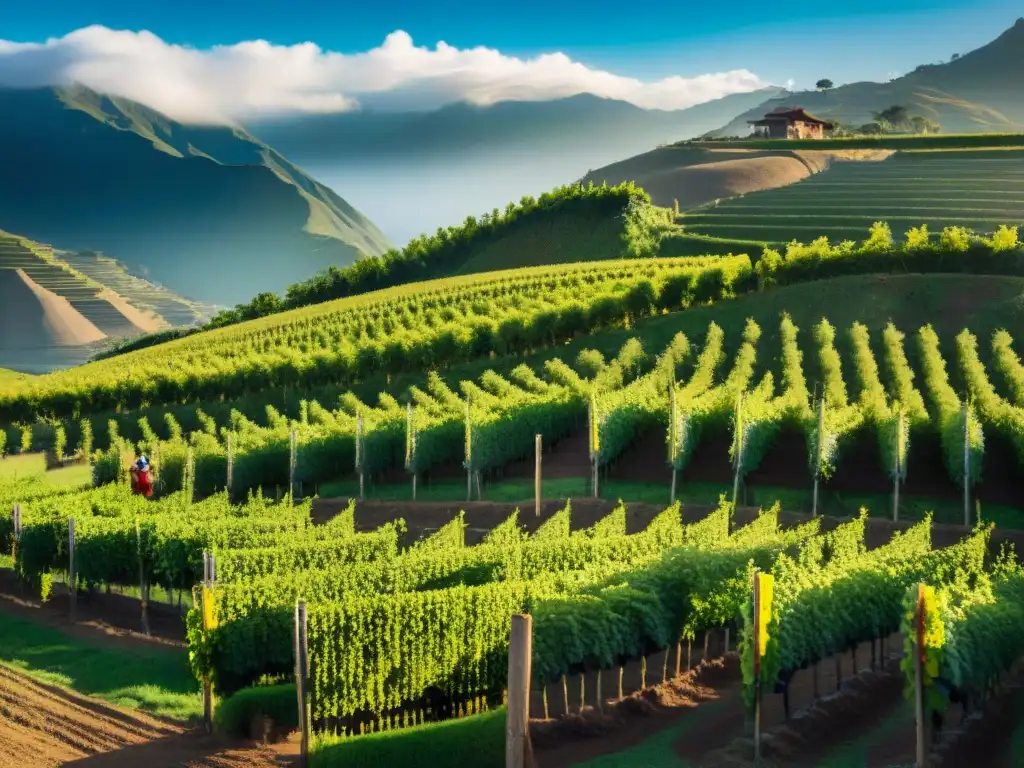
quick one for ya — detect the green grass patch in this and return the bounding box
[311,706,505,768]
[0,611,200,722]
[0,453,92,487]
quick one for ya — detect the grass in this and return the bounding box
[681,151,1024,244]
[0,452,93,487]
[0,611,201,722]
[311,706,506,768]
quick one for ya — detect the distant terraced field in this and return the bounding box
[0,232,212,373]
[60,251,214,327]
[680,149,1024,245]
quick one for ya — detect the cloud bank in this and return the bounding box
[0,26,769,124]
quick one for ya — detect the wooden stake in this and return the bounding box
[753,569,761,764]
[295,600,310,767]
[534,434,542,518]
[289,427,298,500]
[812,395,825,517]
[356,414,365,501]
[226,433,234,497]
[11,503,20,560]
[893,409,904,522]
[732,393,744,508]
[135,519,150,636]
[68,518,76,623]
[963,405,971,528]
[505,618,532,768]
[914,584,927,768]
[670,467,677,505]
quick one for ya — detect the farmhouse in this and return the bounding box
[749,107,829,139]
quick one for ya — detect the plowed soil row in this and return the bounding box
[0,664,293,767]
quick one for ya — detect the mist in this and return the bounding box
[301,146,625,247]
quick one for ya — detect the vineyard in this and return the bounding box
[681,151,1024,245]
[5,465,1024,766]
[6,312,1021,523]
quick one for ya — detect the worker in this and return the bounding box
[130,455,154,497]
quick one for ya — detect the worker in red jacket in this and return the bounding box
[130,455,154,497]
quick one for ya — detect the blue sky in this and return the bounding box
[2,0,1019,91]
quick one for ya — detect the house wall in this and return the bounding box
[787,121,824,139]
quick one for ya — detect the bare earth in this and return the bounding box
[2,269,106,346]
[0,664,295,768]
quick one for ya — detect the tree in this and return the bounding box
[951,53,961,61]
[815,79,834,93]
[872,105,910,132]
[910,116,941,134]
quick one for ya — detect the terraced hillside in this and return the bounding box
[681,149,1024,245]
[0,232,210,373]
[60,251,214,328]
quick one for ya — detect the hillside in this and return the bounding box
[0,85,392,305]
[708,19,1024,137]
[0,230,211,372]
[583,146,893,209]
[680,149,1024,244]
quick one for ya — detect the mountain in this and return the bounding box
[0,85,392,305]
[250,89,787,165]
[247,88,785,245]
[708,19,1024,137]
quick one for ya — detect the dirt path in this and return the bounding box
[0,664,294,767]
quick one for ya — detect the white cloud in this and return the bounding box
[0,25,770,124]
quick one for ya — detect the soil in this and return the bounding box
[0,664,296,767]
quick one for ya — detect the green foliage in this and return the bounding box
[992,330,1024,406]
[917,326,984,487]
[956,329,1024,466]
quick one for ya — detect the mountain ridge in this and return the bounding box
[707,19,1024,137]
[0,85,393,305]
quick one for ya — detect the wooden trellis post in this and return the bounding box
[295,600,310,767]
[226,433,234,498]
[356,413,365,501]
[68,517,77,622]
[201,551,217,733]
[11,503,20,559]
[893,407,905,522]
[731,393,744,509]
[505,614,533,768]
[534,434,542,518]
[913,584,928,768]
[588,393,599,499]
[289,427,298,501]
[135,518,150,636]
[812,395,825,517]
[465,400,473,503]
[406,403,418,501]
[962,404,971,528]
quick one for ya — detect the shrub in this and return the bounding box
[575,349,606,379]
[213,684,298,738]
[990,225,1020,252]
[863,221,893,251]
[904,225,931,250]
[939,226,973,252]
